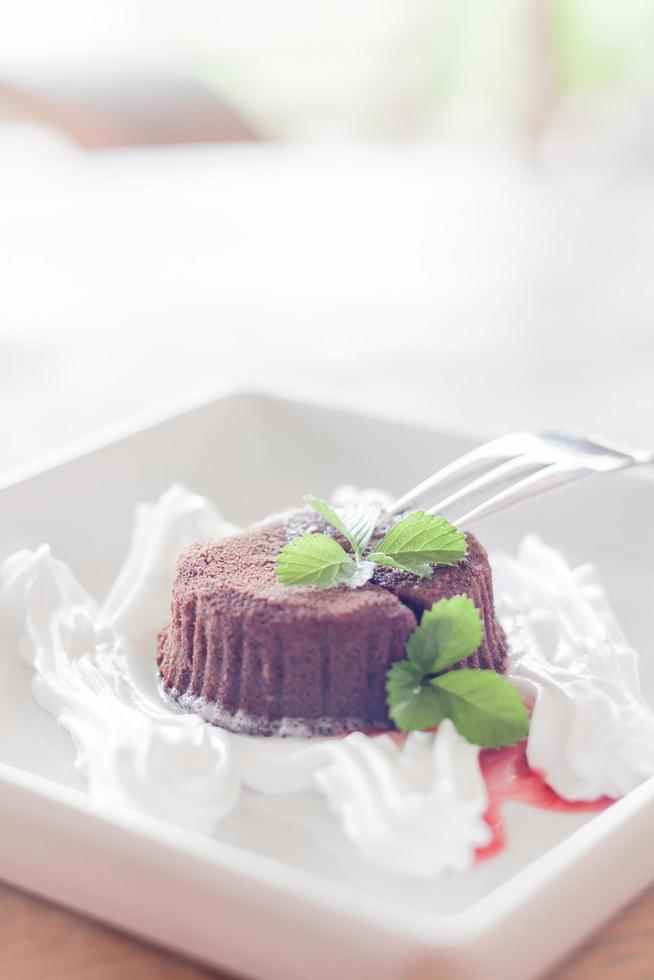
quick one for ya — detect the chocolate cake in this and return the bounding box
[157,509,508,736]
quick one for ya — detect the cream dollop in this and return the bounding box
[313,724,491,875]
[0,487,239,835]
[495,535,654,801]
[232,721,491,876]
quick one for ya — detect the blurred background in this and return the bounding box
[2,0,653,474]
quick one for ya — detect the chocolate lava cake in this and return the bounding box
[157,509,508,736]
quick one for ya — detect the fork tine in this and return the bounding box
[390,429,651,528]
[388,434,530,515]
[424,455,547,517]
[453,460,582,527]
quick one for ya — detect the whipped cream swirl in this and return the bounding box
[495,536,654,801]
[0,486,239,834]
[232,721,491,876]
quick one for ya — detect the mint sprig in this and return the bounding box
[276,499,466,589]
[369,511,467,577]
[386,595,529,748]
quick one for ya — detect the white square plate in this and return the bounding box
[1,388,653,980]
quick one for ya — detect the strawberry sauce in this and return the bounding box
[353,729,613,865]
[476,741,613,862]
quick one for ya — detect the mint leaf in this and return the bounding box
[304,496,354,546]
[305,495,381,559]
[386,660,446,731]
[276,533,356,589]
[407,595,484,674]
[430,670,529,748]
[340,499,382,556]
[368,511,466,577]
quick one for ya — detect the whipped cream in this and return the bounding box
[495,535,654,801]
[0,487,240,835]
[232,721,491,876]
[1,484,653,877]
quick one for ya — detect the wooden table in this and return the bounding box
[1,878,653,980]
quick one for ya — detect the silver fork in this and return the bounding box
[389,432,653,527]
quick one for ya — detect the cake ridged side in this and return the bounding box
[157,591,414,735]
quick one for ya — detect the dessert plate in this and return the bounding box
[0,387,653,980]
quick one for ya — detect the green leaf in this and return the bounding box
[385,590,528,748]
[386,660,446,731]
[340,499,382,556]
[368,511,466,577]
[430,670,529,748]
[304,495,381,558]
[407,595,484,674]
[276,533,356,589]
